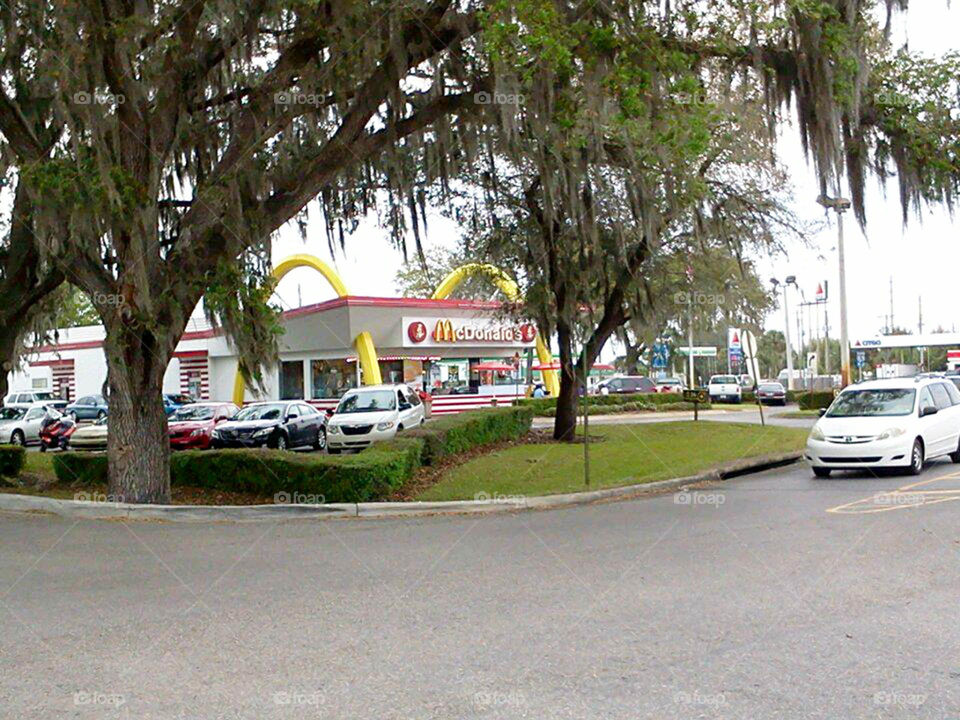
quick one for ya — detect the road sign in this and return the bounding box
[683,389,707,404]
[678,346,717,357]
[856,350,866,369]
[815,281,828,302]
[652,342,670,369]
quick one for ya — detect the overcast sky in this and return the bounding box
[271,3,960,347]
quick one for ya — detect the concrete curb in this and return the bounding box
[0,452,801,522]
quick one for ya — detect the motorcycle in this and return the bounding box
[39,413,77,452]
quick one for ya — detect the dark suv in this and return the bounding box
[596,376,657,395]
[211,401,326,451]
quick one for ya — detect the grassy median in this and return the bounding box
[417,421,809,501]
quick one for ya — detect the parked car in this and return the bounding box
[168,402,238,450]
[65,394,109,421]
[595,376,657,395]
[708,375,742,404]
[655,377,685,394]
[0,403,62,446]
[3,391,67,411]
[163,393,196,417]
[327,384,426,453]
[211,401,326,451]
[806,377,960,477]
[68,416,109,451]
[756,382,787,406]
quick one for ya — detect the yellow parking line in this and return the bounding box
[825,470,960,515]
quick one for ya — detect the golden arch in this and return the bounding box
[431,263,559,396]
[231,253,382,406]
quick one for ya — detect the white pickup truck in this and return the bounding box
[708,375,742,404]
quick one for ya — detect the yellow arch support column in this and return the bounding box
[431,263,560,396]
[353,331,382,386]
[231,254,382,406]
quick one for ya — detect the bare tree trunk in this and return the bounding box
[102,322,172,503]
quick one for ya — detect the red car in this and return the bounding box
[168,402,238,450]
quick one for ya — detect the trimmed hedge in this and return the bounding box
[798,390,835,410]
[0,444,26,477]
[407,406,533,464]
[51,406,533,502]
[51,441,423,503]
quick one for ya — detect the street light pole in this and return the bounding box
[771,278,796,390]
[819,193,852,387]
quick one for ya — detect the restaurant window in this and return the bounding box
[379,360,404,384]
[311,359,357,399]
[279,360,304,400]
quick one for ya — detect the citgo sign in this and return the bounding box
[403,317,537,347]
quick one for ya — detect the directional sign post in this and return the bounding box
[683,388,708,421]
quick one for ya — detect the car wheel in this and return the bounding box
[908,438,924,476]
[10,430,24,446]
[273,433,288,451]
[313,427,327,451]
[951,436,960,463]
[812,467,831,478]
[96,410,106,420]
[69,411,77,422]
[600,387,609,396]
[39,443,47,453]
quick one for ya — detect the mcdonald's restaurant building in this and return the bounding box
[9,295,545,416]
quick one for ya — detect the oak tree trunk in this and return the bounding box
[103,323,172,504]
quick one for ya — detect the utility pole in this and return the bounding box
[687,303,695,389]
[824,309,831,375]
[889,277,894,332]
[818,193,852,387]
[771,278,796,390]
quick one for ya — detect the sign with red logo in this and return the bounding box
[402,317,538,348]
[407,321,427,344]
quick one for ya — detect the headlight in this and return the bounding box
[376,421,395,431]
[810,425,825,441]
[328,425,341,434]
[211,429,221,438]
[252,427,272,438]
[877,427,906,440]
[190,428,206,437]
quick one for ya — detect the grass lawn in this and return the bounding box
[417,421,809,501]
[779,410,821,419]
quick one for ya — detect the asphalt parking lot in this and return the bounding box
[3,451,960,719]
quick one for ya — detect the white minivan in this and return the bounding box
[326,384,425,453]
[806,377,960,477]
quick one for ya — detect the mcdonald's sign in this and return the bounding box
[402,317,537,348]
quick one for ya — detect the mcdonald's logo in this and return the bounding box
[433,319,455,342]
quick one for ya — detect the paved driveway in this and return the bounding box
[2,458,959,718]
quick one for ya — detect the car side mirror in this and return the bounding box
[817,408,827,417]
[920,405,938,418]
[325,409,334,418]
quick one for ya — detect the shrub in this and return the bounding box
[798,390,835,410]
[0,444,26,477]
[53,440,424,503]
[407,406,533,464]
[52,452,108,485]
[49,406,534,502]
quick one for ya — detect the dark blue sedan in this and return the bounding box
[65,394,109,421]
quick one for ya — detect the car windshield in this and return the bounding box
[825,389,916,417]
[34,392,58,400]
[711,376,737,384]
[337,390,397,414]
[235,403,285,421]
[0,407,25,421]
[661,379,680,385]
[172,405,217,421]
[759,384,783,392]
